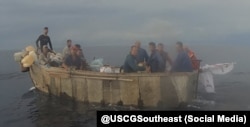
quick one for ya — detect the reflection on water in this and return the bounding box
[14,87,249,127]
[24,91,97,127]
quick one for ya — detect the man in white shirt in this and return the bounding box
[62,39,72,59]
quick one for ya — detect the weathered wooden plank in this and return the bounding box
[186,74,198,101]
[139,77,161,107]
[87,79,103,103]
[111,81,121,105]
[120,77,139,106]
[49,77,56,95]
[29,63,199,108]
[160,76,179,108]
[49,77,61,96]
[170,75,189,103]
[103,80,111,104]
[72,78,87,102]
[60,78,73,97]
[31,64,48,93]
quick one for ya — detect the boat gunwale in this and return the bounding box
[41,65,198,78]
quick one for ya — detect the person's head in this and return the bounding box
[43,27,48,35]
[130,45,138,56]
[74,44,83,57]
[70,45,78,56]
[157,43,164,52]
[75,44,81,50]
[42,45,49,53]
[176,41,184,52]
[135,41,141,49]
[67,39,72,48]
[76,48,83,56]
[149,42,156,52]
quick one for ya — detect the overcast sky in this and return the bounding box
[1,0,250,50]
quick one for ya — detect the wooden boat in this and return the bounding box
[28,63,199,109]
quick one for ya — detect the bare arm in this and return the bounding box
[62,63,69,70]
[48,37,53,50]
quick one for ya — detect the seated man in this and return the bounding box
[123,45,145,73]
[75,44,90,70]
[39,45,55,66]
[171,42,193,72]
[184,46,200,70]
[147,42,165,72]
[62,39,72,59]
[157,43,173,72]
[62,45,82,70]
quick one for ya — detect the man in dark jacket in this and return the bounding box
[135,41,149,63]
[123,45,145,73]
[36,27,53,52]
[157,43,173,72]
[171,42,193,72]
[147,42,165,72]
[62,45,82,70]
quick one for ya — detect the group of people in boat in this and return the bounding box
[123,41,200,73]
[36,27,89,70]
[35,27,199,73]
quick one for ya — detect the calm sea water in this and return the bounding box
[0,44,250,127]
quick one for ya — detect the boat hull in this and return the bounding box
[29,63,198,108]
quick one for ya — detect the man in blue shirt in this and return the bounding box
[123,45,145,73]
[147,42,165,72]
[135,41,149,63]
[157,43,173,72]
[171,42,193,72]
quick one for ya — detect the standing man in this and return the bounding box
[36,27,53,52]
[135,41,149,64]
[184,46,200,70]
[62,39,72,59]
[157,43,173,71]
[171,42,193,72]
[147,42,165,73]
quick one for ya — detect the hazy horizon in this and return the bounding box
[2,0,250,50]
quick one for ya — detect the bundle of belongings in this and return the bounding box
[47,53,63,67]
[89,58,104,71]
[89,58,120,73]
[14,46,38,72]
[14,45,64,72]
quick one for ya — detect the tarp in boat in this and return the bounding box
[89,58,104,71]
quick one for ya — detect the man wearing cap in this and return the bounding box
[62,45,82,70]
[36,27,53,53]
